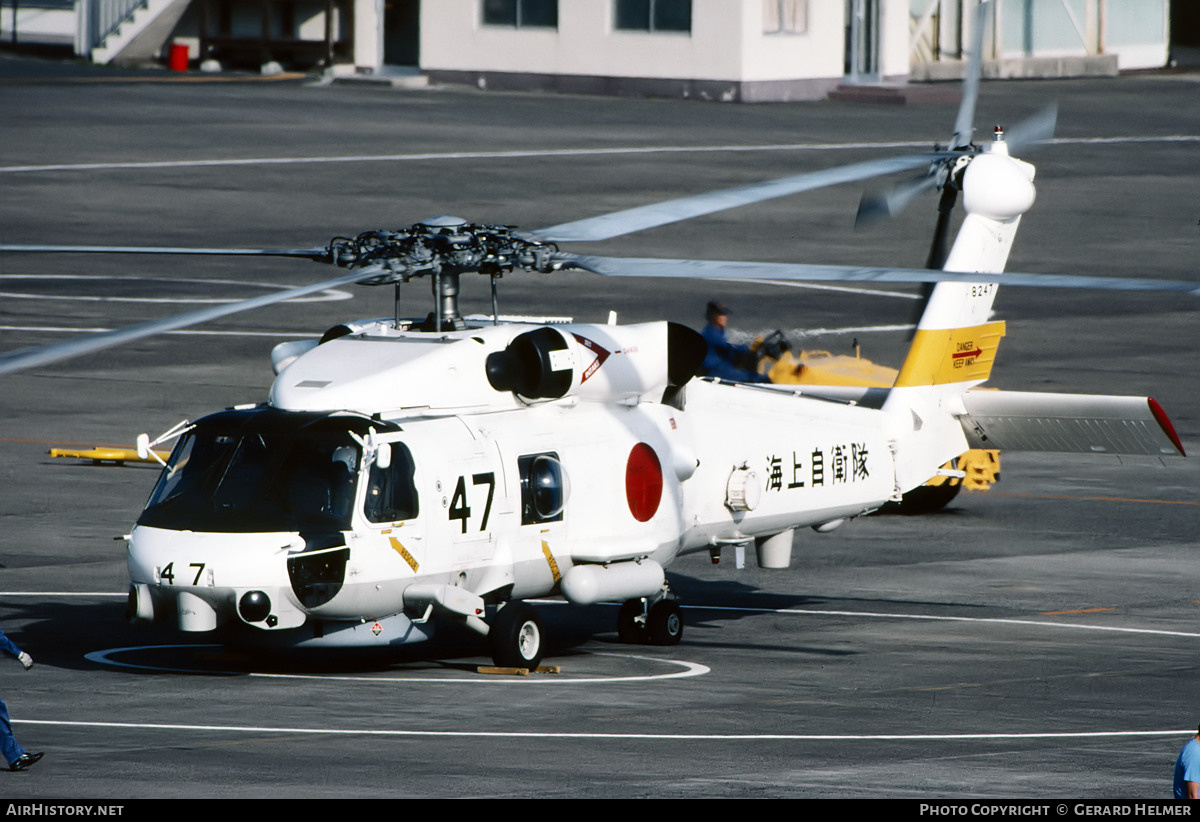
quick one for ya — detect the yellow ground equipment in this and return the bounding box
[48,446,169,466]
[759,338,1000,512]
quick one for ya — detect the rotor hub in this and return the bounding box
[324,220,560,328]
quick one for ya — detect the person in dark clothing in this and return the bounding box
[700,302,769,383]
[0,623,43,772]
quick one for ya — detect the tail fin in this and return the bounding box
[892,140,1035,391]
[885,139,1037,491]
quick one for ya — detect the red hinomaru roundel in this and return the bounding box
[625,442,663,522]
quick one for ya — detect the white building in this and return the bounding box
[14,1,1176,102]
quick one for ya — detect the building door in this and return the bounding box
[383,0,419,66]
[1171,0,1200,66]
[844,0,881,83]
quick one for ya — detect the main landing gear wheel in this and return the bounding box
[646,600,683,645]
[489,601,544,669]
[617,597,683,646]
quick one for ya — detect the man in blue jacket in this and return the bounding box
[1175,723,1200,799]
[700,302,769,383]
[1,624,43,771]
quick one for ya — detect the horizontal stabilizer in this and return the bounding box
[959,391,1185,457]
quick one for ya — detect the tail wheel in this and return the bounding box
[894,476,962,514]
[617,599,648,644]
[647,600,683,646]
[883,457,962,514]
[489,601,544,669]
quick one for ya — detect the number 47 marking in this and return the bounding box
[449,472,495,534]
[159,562,207,586]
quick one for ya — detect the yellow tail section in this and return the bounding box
[893,320,1006,387]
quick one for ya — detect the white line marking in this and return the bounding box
[1,324,906,341]
[685,604,1200,639]
[254,652,709,685]
[734,278,924,300]
[795,324,915,337]
[727,323,914,345]
[2,136,1196,175]
[84,644,708,683]
[11,597,1195,743]
[11,717,1191,743]
[0,143,934,174]
[0,591,126,597]
[0,325,318,338]
[0,275,353,305]
[13,593,1200,638]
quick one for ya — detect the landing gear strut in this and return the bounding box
[617,590,683,646]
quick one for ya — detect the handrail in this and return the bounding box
[79,0,146,55]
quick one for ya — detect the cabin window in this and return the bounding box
[364,442,420,523]
[519,452,567,525]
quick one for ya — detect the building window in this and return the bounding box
[482,0,558,28]
[615,0,692,33]
[763,0,807,34]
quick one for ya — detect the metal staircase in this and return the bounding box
[81,0,191,65]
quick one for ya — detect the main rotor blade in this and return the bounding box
[0,243,329,259]
[951,0,992,150]
[0,265,384,377]
[561,254,1200,295]
[528,153,947,243]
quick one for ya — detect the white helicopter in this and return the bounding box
[0,7,1190,670]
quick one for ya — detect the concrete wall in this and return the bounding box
[1,3,76,45]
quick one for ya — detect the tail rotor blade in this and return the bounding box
[856,172,939,228]
[1003,104,1059,155]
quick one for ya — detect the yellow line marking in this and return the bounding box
[989,492,1200,507]
[388,537,418,573]
[1040,608,1116,615]
[916,683,985,692]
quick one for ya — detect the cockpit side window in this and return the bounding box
[138,415,364,533]
[364,442,420,523]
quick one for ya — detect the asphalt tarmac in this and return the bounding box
[1,51,1198,799]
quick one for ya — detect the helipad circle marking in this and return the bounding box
[84,644,709,684]
[65,608,1200,744]
[0,274,352,304]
